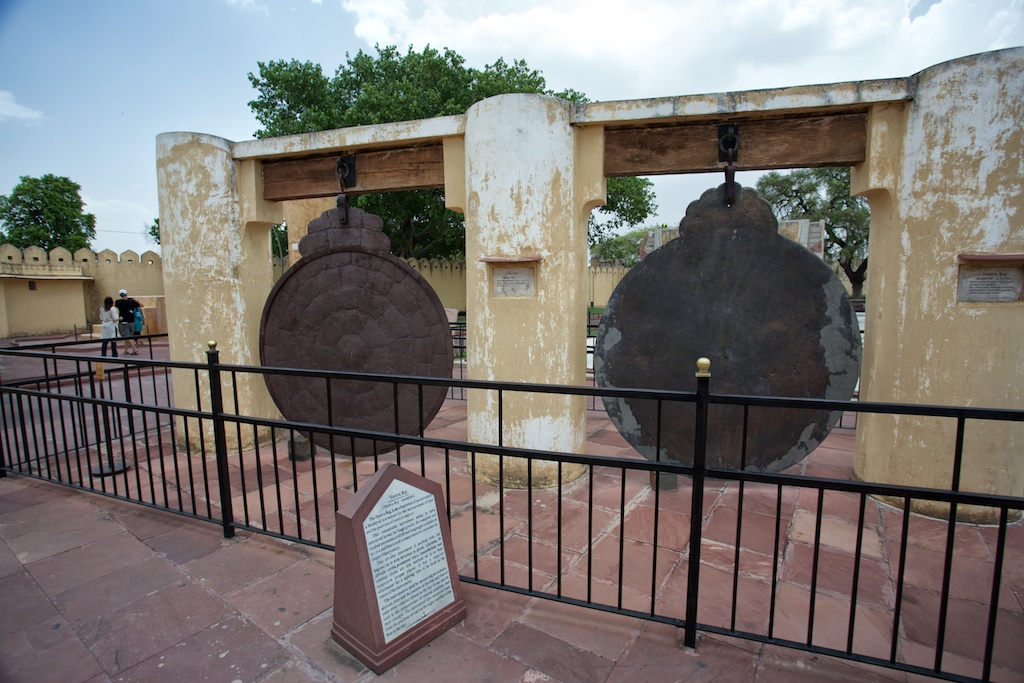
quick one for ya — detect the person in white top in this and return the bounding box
[99,296,118,357]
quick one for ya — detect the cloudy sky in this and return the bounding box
[0,0,1020,256]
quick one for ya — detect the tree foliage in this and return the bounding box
[590,227,661,268]
[147,217,160,244]
[0,174,96,252]
[248,45,655,258]
[755,167,869,298]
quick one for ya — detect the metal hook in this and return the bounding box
[717,125,739,206]
[335,156,357,224]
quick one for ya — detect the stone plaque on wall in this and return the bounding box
[331,464,466,674]
[492,265,536,297]
[957,264,1024,303]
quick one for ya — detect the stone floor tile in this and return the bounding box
[769,582,894,660]
[490,622,614,683]
[607,624,758,683]
[1,499,122,563]
[0,624,103,683]
[53,555,183,628]
[0,537,23,580]
[899,585,1024,674]
[622,503,691,551]
[142,520,229,564]
[782,541,895,608]
[284,610,372,682]
[110,615,292,683]
[704,505,785,558]
[791,508,885,559]
[520,598,641,661]
[375,628,529,682]
[453,581,533,647]
[0,571,62,636]
[79,580,234,674]
[757,643,903,682]
[26,531,154,595]
[182,532,302,596]
[223,557,334,637]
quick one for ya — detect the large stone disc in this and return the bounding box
[594,184,861,472]
[260,210,452,457]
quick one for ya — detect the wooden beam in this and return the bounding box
[603,113,866,176]
[259,113,867,201]
[262,145,445,201]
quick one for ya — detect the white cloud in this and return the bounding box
[337,0,1023,101]
[224,0,270,14]
[0,90,43,124]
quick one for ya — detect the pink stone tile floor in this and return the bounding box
[3,403,1022,682]
[0,339,1022,681]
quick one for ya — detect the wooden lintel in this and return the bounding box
[260,113,867,201]
[262,145,445,201]
[604,113,867,176]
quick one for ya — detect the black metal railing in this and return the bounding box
[0,341,1021,682]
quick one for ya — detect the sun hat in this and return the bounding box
[119,289,127,296]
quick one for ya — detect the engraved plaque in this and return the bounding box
[958,265,1023,303]
[332,464,466,674]
[365,479,455,643]
[492,265,536,297]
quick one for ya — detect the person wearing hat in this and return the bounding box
[114,289,142,355]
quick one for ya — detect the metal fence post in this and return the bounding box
[206,341,235,539]
[684,357,711,648]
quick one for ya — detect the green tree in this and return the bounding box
[590,226,665,268]
[756,167,869,299]
[147,217,160,244]
[248,46,656,258]
[0,174,96,251]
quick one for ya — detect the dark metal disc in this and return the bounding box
[595,184,861,472]
[260,205,452,457]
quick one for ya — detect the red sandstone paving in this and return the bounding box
[454,581,534,646]
[283,611,371,682]
[110,615,292,683]
[520,597,641,661]
[142,520,229,564]
[377,628,530,683]
[222,557,334,638]
[25,531,155,595]
[78,580,235,674]
[781,540,895,608]
[0,616,104,683]
[608,625,759,683]
[0,496,123,563]
[181,531,303,596]
[0,570,62,636]
[0,537,24,580]
[51,554,181,625]
[491,621,616,683]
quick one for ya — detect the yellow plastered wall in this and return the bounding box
[852,51,1024,518]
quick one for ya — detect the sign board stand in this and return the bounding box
[331,463,466,674]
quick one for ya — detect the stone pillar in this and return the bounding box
[852,49,1024,520]
[449,94,605,487]
[156,133,284,446]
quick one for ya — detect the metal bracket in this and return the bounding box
[335,155,357,189]
[717,124,739,162]
[718,124,739,205]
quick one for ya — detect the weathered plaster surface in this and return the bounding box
[578,78,912,124]
[156,132,281,444]
[853,48,1024,511]
[233,116,466,160]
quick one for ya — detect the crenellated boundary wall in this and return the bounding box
[0,243,629,338]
